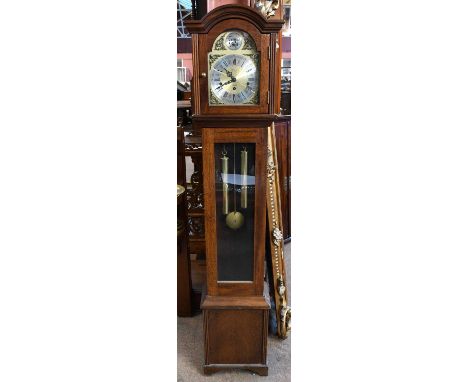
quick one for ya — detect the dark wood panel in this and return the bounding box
[205,309,266,365]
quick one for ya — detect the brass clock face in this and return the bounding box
[208,30,259,106]
[209,54,259,105]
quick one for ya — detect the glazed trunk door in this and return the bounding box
[203,127,267,296]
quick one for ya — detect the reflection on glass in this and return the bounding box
[215,143,256,282]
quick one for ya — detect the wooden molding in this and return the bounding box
[185,4,284,34]
[201,295,270,309]
[193,114,277,128]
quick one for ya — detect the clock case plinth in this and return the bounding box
[201,295,270,376]
[186,5,283,376]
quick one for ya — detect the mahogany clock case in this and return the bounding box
[185,5,284,376]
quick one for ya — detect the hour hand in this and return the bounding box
[215,79,233,90]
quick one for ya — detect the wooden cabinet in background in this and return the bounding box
[183,127,206,260]
[177,127,195,317]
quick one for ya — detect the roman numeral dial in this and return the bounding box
[209,54,259,105]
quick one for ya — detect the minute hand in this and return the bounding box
[224,68,234,78]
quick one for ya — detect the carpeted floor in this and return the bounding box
[177,242,291,381]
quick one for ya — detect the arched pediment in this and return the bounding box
[185,4,283,34]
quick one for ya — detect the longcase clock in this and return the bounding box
[186,5,283,376]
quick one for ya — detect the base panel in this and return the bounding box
[202,296,270,374]
[204,364,268,376]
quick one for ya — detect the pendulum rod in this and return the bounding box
[241,146,248,208]
[221,146,229,215]
[226,143,244,230]
[233,143,237,213]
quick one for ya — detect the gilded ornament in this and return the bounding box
[276,275,291,338]
[214,35,225,50]
[254,0,280,19]
[272,227,283,246]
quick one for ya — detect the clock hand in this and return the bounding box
[215,83,228,90]
[224,68,234,78]
[215,78,236,90]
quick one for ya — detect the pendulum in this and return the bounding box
[226,143,244,230]
[226,210,244,230]
[240,146,248,209]
[221,147,229,215]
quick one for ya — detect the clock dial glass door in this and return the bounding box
[208,30,259,106]
[210,54,258,105]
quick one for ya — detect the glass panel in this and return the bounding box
[215,143,256,282]
[208,30,259,106]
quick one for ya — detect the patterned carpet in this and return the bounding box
[177,243,291,381]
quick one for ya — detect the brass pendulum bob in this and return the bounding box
[226,210,244,230]
[226,143,244,230]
